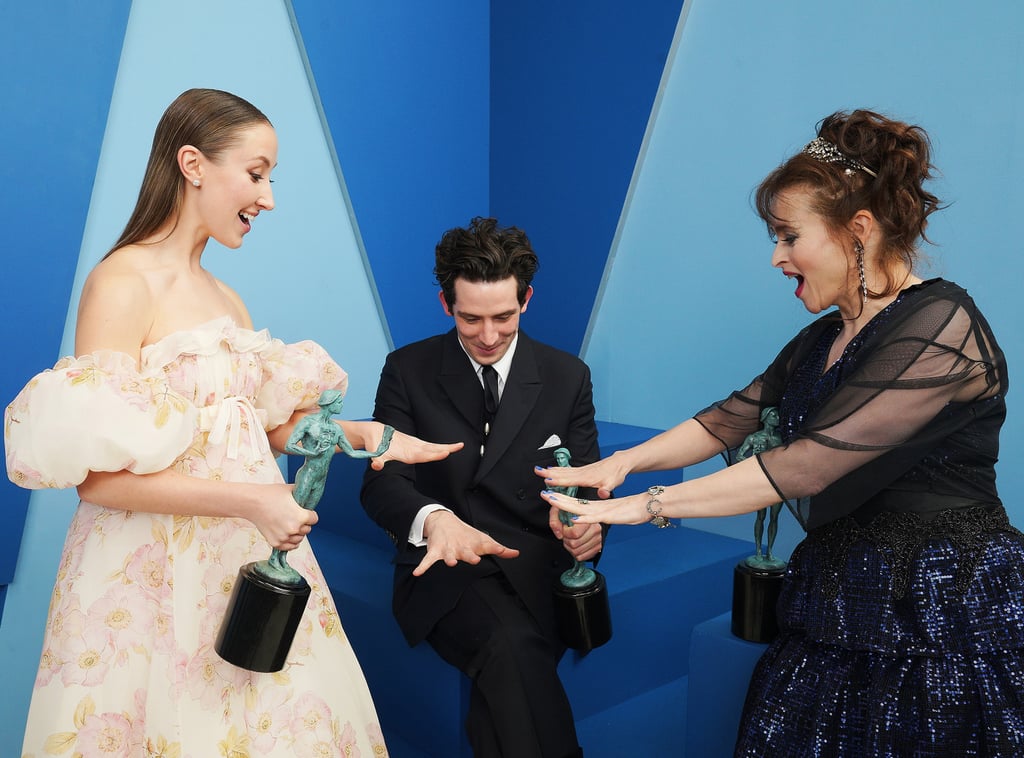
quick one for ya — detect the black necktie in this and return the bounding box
[481,364,500,419]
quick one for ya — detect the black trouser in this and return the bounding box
[426,573,583,758]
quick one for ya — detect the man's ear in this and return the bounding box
[438,290,453,316]
[519,285,534,313]
[178,144,202,186]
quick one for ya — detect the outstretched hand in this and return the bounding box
[413,510,519,576]
[541,488,650,527]
[534,455,626,500]
[368,425,463,470]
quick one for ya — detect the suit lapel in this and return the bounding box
[438,330,485,431]
[474,334,542,483]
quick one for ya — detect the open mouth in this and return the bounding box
[239,212,252,231]
[785,273,804,298]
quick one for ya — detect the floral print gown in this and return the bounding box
[5,316,388,757]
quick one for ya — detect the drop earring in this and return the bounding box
[855,240,867,304]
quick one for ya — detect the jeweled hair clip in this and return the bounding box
[801,137,877,178]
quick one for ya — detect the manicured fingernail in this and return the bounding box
[541,490,554,496]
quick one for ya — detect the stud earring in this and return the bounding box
[192,179,201,187]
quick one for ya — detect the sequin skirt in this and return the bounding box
[735,507,1024,757]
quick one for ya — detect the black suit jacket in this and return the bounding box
[361,329,601,645]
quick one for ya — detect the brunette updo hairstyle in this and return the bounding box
[755,109,941,297]
[104,88,272,259]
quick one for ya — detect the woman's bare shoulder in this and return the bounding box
[76,250,154,356]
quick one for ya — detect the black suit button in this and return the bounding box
[516,489,526,500]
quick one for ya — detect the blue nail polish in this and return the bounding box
[541,489,553,496]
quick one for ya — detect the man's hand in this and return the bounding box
[548,505,603,562]
[413,510,520,576]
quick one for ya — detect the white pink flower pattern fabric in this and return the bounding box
[5,316,388,757]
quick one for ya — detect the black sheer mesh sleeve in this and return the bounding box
[758,281,1006,528]
[694,323,821,453]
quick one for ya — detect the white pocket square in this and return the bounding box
[539,434,561,449]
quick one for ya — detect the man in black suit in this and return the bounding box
[361,217,602,758]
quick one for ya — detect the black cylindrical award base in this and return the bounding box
[215,562,311,672]
[731,561,785,643]
[553,571,612,652]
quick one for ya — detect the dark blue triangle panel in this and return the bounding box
[292,0,683,356]
[490,0,684,355]
[290,0,492,351]
[0,1,131,611]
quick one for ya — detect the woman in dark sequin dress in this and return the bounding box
[538,110,1024,756]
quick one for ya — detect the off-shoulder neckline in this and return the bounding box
[139,316,273,371]
[141,315,241,353]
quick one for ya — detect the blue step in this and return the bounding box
[575,675,688,757]
[686,613,770,758]
[560,525,748,718]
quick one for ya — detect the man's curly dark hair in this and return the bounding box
[434,217,539,307]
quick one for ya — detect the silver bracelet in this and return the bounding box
[645,485,675,529]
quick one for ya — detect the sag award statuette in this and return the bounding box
[550,447,612,653]
[731,407,787,643]
[215,389,394,672]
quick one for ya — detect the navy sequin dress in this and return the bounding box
[697,279,1024,756]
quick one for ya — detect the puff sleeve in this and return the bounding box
[255,339,349,431]
[4,351,198,489]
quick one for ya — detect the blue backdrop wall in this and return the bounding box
[1,0,1022,751]
[582,0,1024,553]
